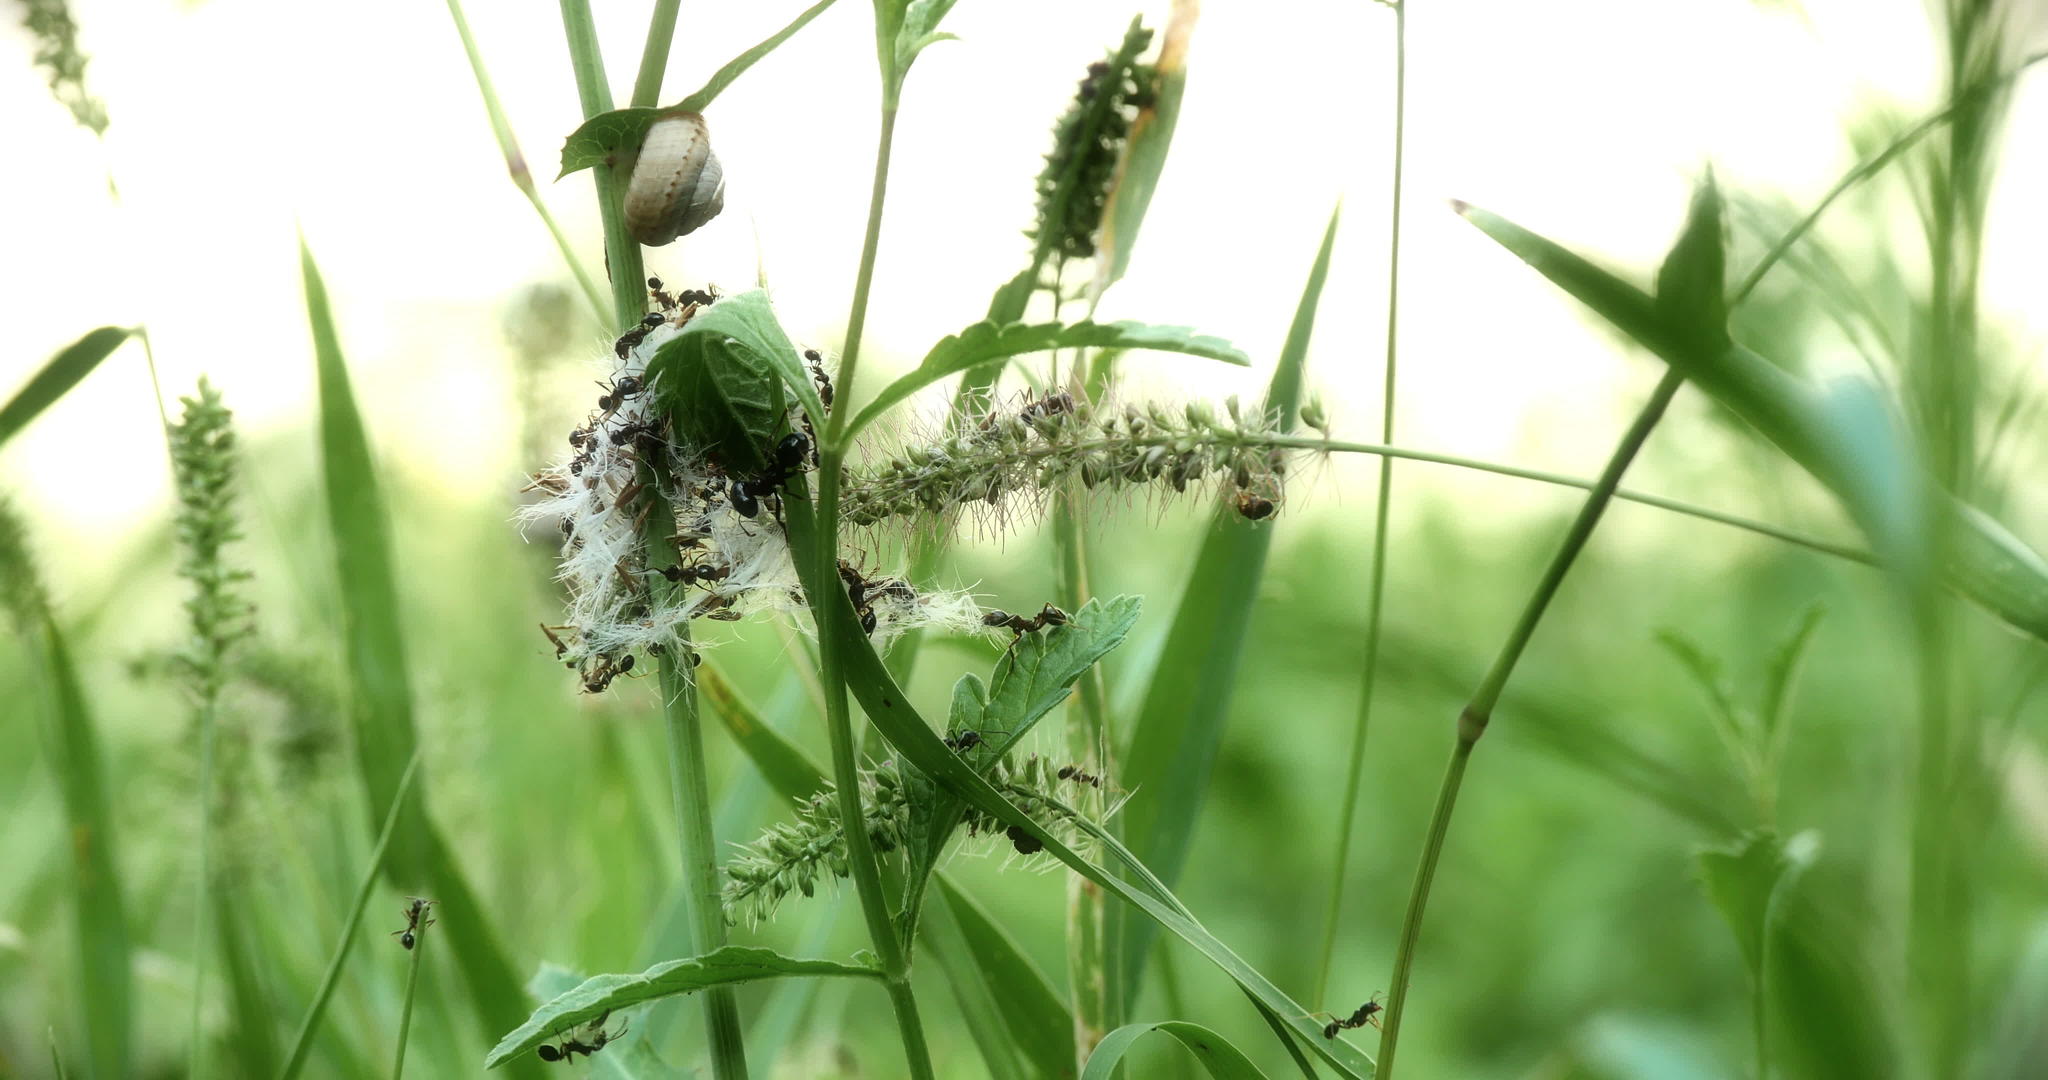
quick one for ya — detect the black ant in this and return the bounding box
[805,348,835,410]
[1004,824,1044,855]
[536,1011,628,1063]
[676,285,718,308]
[981,603,1070,637]
[944,728,1007,754]
[391,896,436,950]
[1315,995,1383,1039]
[1234,490,1275,521]
[608,419,664,449]
[613,311,667,360]
[1057,764,1102,788]
[730,433,811,518]
[582,653,633,693]
[653,560,730,587]
[595,374,645,416]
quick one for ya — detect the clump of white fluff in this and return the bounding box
[515,298,987,691]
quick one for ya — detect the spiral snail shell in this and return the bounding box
[624,111,725,247]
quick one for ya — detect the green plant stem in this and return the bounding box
[445,0,609,327]
[802,89,934,1077]
[390,925,426,1080]
[631,0,683,108]
[1375,367,1685,1077]
[1314,0,1404,1007]
[187,698,217,1080]
[280,751,422,1080]
[556,0,648,324]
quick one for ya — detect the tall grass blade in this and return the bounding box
[920,894,1033,1080]
[936,876,1077,1079]
[1115,207,1339,1001]
[301,240,542,1076]
[701,663,830,800]
[0,326,128,449]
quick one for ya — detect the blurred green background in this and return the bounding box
[7,1,2048,1078]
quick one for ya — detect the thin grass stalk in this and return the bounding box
[279,750,423,1080]
[1375,366,1686,1076]
[444,0,609,327]
[188,697,217,1079]
[803,91,938,1076]
[630,0,683,110]
[1314,0,1405,1006]
[556,0,648,322]
[390,923,427,1080]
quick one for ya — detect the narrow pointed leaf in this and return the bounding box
[1,326,128,449]
[921,894,1034,1080]
[302,241,542,1076]
[1083,1021,1270,1080]
[1091,1,1196,297]
[847,320,1247,438]
[1117,208,1340,1000]
[485,947,882,1067]
[936,877,1076,1079]
[700,664,828,801]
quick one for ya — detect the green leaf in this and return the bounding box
[1761,844,1895,1079]
[700,663,828,802]
[778,495,1374,1079]
[920,891,1034,1080]
[485,947,882,1068]
[645,290,822,471]
[557,0,841,178]
[894,0,960,73]
[1653,629,1748,751]
[303,240,543,1078]
[0,326,128,449]
[1092,10,1193,297]
[523,964,678,1079]
[1696,830,1804,980]
[1983,919,2048,1079]
[1117,207,1340,1003]
[28,620,132,1080]
[1654,174,1730,355]
[935,877,1076,1079]
[846,319,1248,438]
[1456,201,2048,643]
[1757,604,1825,744]
[1083,1021,1270,1080]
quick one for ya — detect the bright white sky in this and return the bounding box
[3,0,2045,575]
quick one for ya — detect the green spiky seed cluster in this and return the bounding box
[167,379,255,707]
[1025,21,1156,262]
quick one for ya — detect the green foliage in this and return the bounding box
[556,0,842,178]
[645,289,820,470]
[486,948,883,1067]
[845,318,1248,437]
[1117,207,1340,1000]
[0,325,126,449]
[20,0,107,133]
[1083,1021,1270,1080]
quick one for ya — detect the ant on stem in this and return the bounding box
[391,896,436,950]
[1312,995,1383,1039]
[730,433,811,519]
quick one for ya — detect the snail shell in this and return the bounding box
[624,112,725,247]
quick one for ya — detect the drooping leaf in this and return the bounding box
[936,877,1076,1079]
[645,290,821,472]
[485,947,882,1067]
[700,663,828,802]
[776,496,1374,1079]
[846,320,1248,437]
[302,241,541,1077]
[0,326,127,449]
[1456,201,2048,642]
[1117,207,1340,1003]
[557,0,841,178]
[522,964,679,1079]
[1083,1021,1270,1080]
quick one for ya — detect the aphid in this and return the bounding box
[1317,995,1383,1039]
[623,110,725,247]
[391,896,436,950]
[1005,824,1044,855]
[1235,490,1276,521]
[537,1011,628,1063]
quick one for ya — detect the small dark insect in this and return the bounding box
[943,728,1008,754]
[1005,824,1044,855]
[609,419,662,448]
[537,1011,628,1063]
[654,560,730,587]
[730,433,812,519]
[1057,764,1102,788]
[596,374,646,415]
[391,896,436,950]
[1317,995,1383,1039]
[981,603,1070,637]
[613,312,667,359]
[582,653,628,693]
[676,286,719,307]
[648,276,676,310]
[1234,490,1276,521]
[805,348,835,409]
